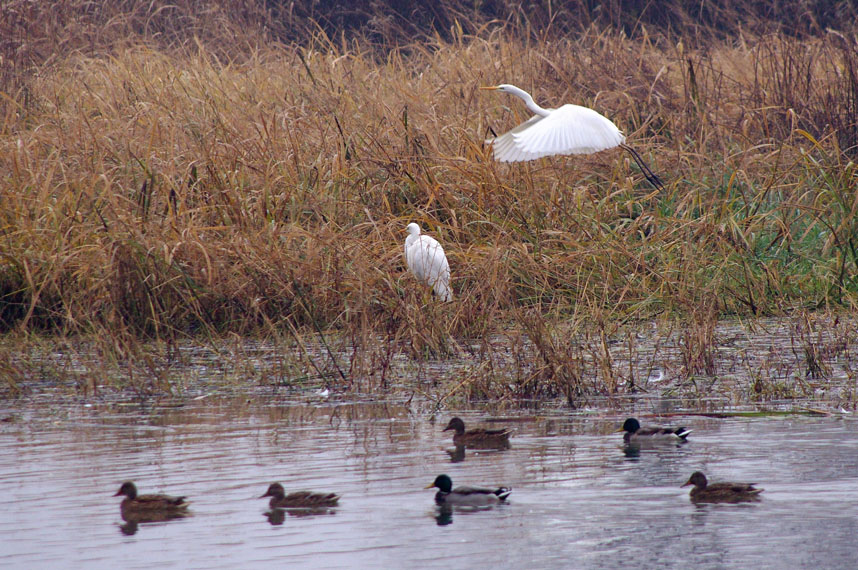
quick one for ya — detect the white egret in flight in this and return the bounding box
[481,84,664,190]
[404,223,452,302]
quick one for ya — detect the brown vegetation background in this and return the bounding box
[1,1,857,396]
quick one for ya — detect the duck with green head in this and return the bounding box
[618,417,691,445]
[682,471,763,503]
[425,474,511,506]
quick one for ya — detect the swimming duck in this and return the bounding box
[618,417,691,444]
[425,474,511,506]
[443,417,512,447]
[681,471,763,503]
[260,483,339,509]
[113,481,189,515]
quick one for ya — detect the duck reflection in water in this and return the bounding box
[622,444,642,459]
[263,506,338,525]
[264,509,287,525]
[622,439,692,460]
[118,510,191,535]
[447,445,466,463]
[446,443,511,463]
[434,505,454,526]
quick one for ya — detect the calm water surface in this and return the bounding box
[1,397,857,569]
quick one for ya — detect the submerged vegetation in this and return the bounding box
[1,1,857,402]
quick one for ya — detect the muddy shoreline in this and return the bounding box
[3,314,856,415]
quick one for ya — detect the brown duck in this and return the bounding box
[681,471,763,503]
[260,483,340,509]
[113,481,189,515]
[443,417,511,447]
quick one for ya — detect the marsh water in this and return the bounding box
[2,395,858,569]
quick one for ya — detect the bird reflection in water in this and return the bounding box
[623,439,691,460]
[118,510,190,535]
[264,507,338,525]
[265,509,286,525]
[447,445,466,463]
[446,443,511,464]
[435,505,454,526]
[622,444,642,459]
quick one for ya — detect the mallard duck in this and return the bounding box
[260,483,339,509]
[618,417,691,444]
[425,474,511,506]
[113,481,189,515]
[681,471,763,503]
[443,417,512,447]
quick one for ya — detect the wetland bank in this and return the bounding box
[2,1,858,567]
[2,0,858,405]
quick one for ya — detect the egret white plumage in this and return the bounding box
[481,84,664,191]
[404,223,452,302]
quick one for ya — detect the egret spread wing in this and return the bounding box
[486,115,547,162]
[482,83,665,188]
[489,104,625,162]
[512,104,625,157]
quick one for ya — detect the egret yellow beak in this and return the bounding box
[479,85,501,90]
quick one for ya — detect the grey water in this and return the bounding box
[2,399,858,569]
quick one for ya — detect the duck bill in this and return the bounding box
[479,85,500,90]
[680,480,692,488]
[613,428,626,433]
[424,483,436,489]
[259,493,270,499]
[442,426,453,432]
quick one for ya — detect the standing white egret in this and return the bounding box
[481,84,664,190]
[404,223,452,302]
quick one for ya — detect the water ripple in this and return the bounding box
[2,406,858,568]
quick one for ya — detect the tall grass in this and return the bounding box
[1,3,857,398]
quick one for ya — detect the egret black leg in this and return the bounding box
[621,144,666,192]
